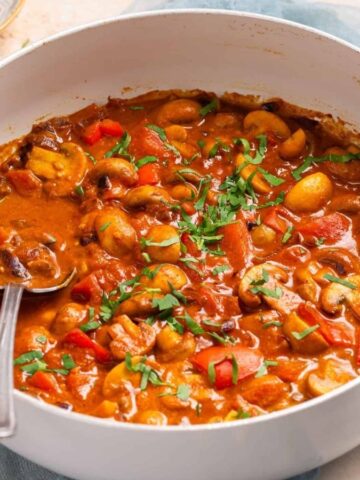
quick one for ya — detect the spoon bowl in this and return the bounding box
[0,268,76,438]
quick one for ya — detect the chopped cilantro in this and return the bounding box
[292,324,320,340]
[136,155,157,169]
[282,226,294,244]
[323,274,357,289]
[200,99,218,116]
[104,132,132,159]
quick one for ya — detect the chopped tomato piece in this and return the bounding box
[297,213,350,244]
[263,207,288,234]
[137,163,159,186]
[181,233,201,257]
[220,216,251,271]
[71,271,103,303]
[63,328,112,363]
[100,119,123,137]
[271,360,307,382]
[130,126,169,158]
[28,371,59,393]
[298,302,354,347]
[7,170,42,197]
[191,345,262,389]
[83,121,102,145]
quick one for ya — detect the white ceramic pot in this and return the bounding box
[1,10,360,480]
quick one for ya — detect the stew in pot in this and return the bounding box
[2,90,360,425]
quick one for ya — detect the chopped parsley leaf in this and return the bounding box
[292,324,320,340]
[323,274,357,290]
[200,99,218,117]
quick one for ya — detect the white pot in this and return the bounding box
[1,10,360,480]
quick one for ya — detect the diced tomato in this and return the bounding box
[297,213,350,244]
[83,119,124,145]
[83,121,102,145]
[7,170,42,197]
[100,119,123,137]
[137,163,159,186]
[130,126,169,158]
[191,345,262,389]
[271,360,307,383]
[298,302,354,347]
[263,207,288,234]
[71,272,103,303]
[63,328,112,363]
[181,201,196,216]
[181,233,200,257]
[220,216,252,271]
[28,371,59,393]
[198,286,219,316]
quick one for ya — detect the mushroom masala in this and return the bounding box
[2,90,360,425]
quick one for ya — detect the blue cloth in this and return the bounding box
[0,0,358,479]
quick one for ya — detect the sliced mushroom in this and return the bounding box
[235,154,271,194]
[87,158,138,187]
[307,358,356,397]
[283,312,329,354]
[123,186,172,209]
[156,325,196,362]
[321,274,360,317]
[156,99,201,126]
[294,261,334,303]
[95,208,137,258]
[238,263,301,314]
[243,110,291,138]
[330,194,360,214]
[117,291,163,317]
[51,303,88,335]
[279,128,306,159]
[26,142,87,196]
[312,247,360,276]
[108,314,156,360]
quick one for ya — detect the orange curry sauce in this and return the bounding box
[1,91,360,425]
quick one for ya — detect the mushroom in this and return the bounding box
[320,274,360,317]
[294,260,335,303]
[235,154,271,194]
[117,291,163,317]
[330,194,360,214]
[156,99,201,126]
[108,314,156,360]
[156,325,196,362]
[238,263,302,314]
[87,158,138,187]
[312,247,360,276]
[102,356,142,398]
[284,172,333,213]
[51,303,88,335]
[123,186,172,209]
[279,128,306,159]
[139,264,188,293]
[243,110,291,138]
[143,225,181,263]
[26,142,87,196]
[95,208,137,258]
[283,312,329,354]
[307,358,356,397]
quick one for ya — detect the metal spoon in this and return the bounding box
[0,269,76,438]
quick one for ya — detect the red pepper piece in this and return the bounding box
[83,121,102,145]
[297,213,349,244]
[29,371,59,393]
[298,302,354,347]
[191,345,262,389]
[63,328,112,363]
[100,119,124,137]
[220,215,252,271]
[137,163,159,186]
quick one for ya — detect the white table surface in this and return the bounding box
[0,1,359,478]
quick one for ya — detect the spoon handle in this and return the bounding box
[0,284,24,438]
